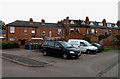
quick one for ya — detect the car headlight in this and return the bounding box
[70,51,75,54]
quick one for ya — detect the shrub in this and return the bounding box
[2,42,19,49]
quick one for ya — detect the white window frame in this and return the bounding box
[81,21,86,25]
[58,28,62,35]
[70,28,74,33]
[10,27,15,33]
[49,31,52,37]
[42,31,46,36]
[24,29,27,33]
[107,23,112,27]
[31,30,35,34]
[90,22,94,26]
[98,23,103,26]
[70,20,75,24]
[9,38,15,41]
[91,29,95,34]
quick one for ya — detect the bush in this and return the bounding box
[2,42,19,49]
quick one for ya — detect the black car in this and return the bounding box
[91,43,104,53]
[41,41,81,59]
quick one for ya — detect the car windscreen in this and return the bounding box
[60,41,73,48]
[84,41,92,46]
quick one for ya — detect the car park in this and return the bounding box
[68,39,98,54]
[41,41,81,59]
[91,43,104,53]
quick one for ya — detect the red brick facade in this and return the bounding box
[6,17,120,46]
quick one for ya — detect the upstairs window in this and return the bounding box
[31,30,35,34]
[58,29,62,35]
[70,20,75,24]
[98,23,103,26]
[70,28,74,33]
[49,31,52,37]
[24,29,27,33]
[86,29,90,34]
[91,29,95,34]
[10,27,15,33]
[90,22,94,26]
[76,28,79,33]
[107,23,112,27]
[42,31,46,36]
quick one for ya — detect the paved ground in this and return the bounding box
[1,48,119,77]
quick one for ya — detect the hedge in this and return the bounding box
[1,42,19,49]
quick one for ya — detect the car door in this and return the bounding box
[54,42,63,55]
[79,42,86,52]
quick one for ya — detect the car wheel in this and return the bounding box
[62,53,67,59]
[86,50,90,54]
[43,50,47,56]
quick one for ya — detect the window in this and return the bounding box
[81,21,86,25]
[76,28,79,33]
[70,20,75,24]
[58,29,62,35]
[10,27,15,33]
[24,29,27,33]
[80,42,85,46]
[105,30,109,35]
[90,22,94,26]
[49,31,52,37]
[42,31,45,36]
[114,24,118,28]
[91,29,95,34]
[31,30,35,34]
[9,38,15,41]
[87,29,90,34]
[70,28,74,33]
[107,23,112,27]
[98,23,103,26]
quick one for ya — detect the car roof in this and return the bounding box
[68,39,87,42]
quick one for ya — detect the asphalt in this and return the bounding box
[2,53,51,67]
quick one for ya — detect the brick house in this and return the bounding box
[61,17,120,43]
[6,18,65,46]
[6,17,120,47]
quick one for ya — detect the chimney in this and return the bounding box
[57,21,61,26]
[29,18,33,24]
[85,16,89,25]
[102,19,106,26]
[41,19,45,25]
[66,16,69,24]
[117,20,120,27]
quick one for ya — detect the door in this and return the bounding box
[79,42,86,52]
[20,39,26,45]
[54,42,63,55]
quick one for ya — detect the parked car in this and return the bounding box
[41,41,81,59]
[68,39,98,54]
[91,43,104,53]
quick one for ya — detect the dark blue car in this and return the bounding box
[91,43,104,53]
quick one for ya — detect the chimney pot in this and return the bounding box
[29,18,33,24]
[41,19,45,25]
[102,19,106,26]
[85,16,89,25]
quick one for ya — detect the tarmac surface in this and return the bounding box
[2,48,119,77]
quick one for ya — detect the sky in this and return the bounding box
[0,0,119,24]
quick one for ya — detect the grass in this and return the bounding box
[103,48,113,52]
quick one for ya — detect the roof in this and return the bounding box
[6,20,64,28]
[68,20,120,29]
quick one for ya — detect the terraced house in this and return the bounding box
[6,17,120,47]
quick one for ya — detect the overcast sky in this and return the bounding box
[0,0,119,24]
